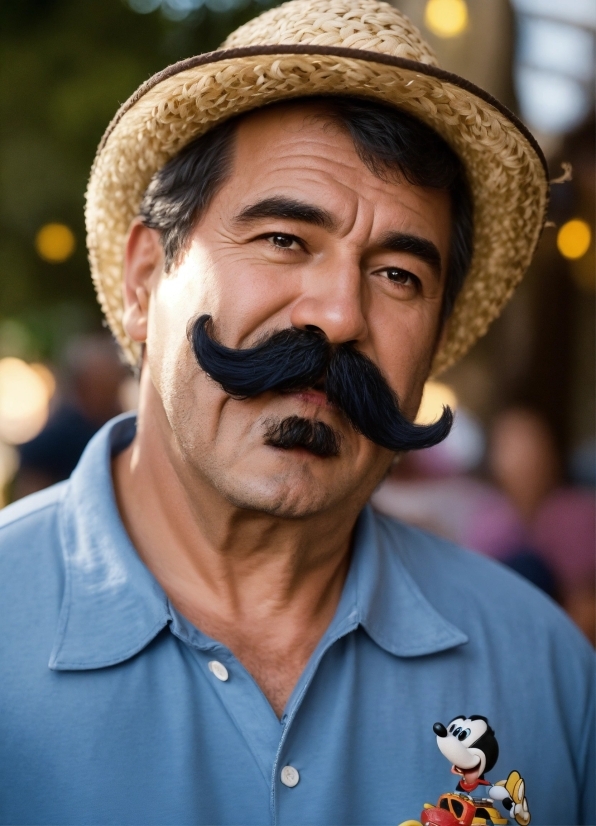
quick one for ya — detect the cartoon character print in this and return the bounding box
[433,716,530,825]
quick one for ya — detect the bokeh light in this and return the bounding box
[511,1,595,136]
[35,223,76,263]
[0,442,18,507]
[424,0,469,38]
[416,380,458,425]
[30,363,57,399]
[557,219,592,260]
[0,358,54,444]
[127,0,250,18]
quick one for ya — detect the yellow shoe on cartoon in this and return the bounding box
[505,770,530,825]
[493,771,531,825]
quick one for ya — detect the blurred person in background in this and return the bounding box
[13,334,128,498]
[372,407,494,545]
[466,407,595,643]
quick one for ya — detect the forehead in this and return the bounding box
[217,102,451,245]
[236,101,349,147]
[230,102,389,189]
[230,103,371,195]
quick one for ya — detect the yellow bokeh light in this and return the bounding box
[416,380,458,425]
[557,219,592,260]
[424,0,469,38]
[35,223,76,263]
[0,442,18,504]
[0,358,51,444]
[30,363,57,399]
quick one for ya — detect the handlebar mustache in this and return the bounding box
[189,314,452,453]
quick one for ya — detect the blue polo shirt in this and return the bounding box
[0,415,593,825]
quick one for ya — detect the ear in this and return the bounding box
[122,219,163,344]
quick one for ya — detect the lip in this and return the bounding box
[283,389,333,409]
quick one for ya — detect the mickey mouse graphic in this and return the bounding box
[433,715,531,825]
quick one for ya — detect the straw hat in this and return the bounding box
[85,0,548,375]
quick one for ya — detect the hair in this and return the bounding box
[190,314,453,452]
[140,95,474,319]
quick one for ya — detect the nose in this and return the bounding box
[289,262,368,345]
[433,722,448,737]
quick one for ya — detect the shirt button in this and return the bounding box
[208,660,229,682]
[280,765,300,787]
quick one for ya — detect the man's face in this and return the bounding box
[134,104,452,518]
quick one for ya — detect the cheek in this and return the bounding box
[145,295,227,450]
[369,305,440,416]
[199,250,300,345]
[165,240,301,349]
[144,266,207,406]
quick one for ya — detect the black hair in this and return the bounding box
[140,95,474,319]
[190,314,453,454]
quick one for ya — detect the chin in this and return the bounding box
[220,452,342,518]
[225,481,336,519]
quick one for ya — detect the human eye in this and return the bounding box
[375,266,422,291]
[262,233,304,251]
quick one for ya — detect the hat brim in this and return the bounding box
[86,45,549,374]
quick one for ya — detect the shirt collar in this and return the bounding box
[50,415,466,671]
[50,414,171,671]
[343,507,468,656]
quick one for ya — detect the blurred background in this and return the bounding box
[0,0,594,641]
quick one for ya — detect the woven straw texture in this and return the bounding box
[85,0,548,375]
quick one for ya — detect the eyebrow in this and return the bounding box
[233,199,442,277]
[232,197,337,232]
[377,231,443,279]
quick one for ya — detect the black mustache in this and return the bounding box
[190,314,453,452]
[264,416,342,458]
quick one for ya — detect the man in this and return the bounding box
[0,2,593,824]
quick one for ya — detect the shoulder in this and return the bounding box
[0,485,67,645]
[0,482,65,545]
[372,509,594,661]
[375,508,552,598]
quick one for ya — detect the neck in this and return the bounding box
[112,383,360,717]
